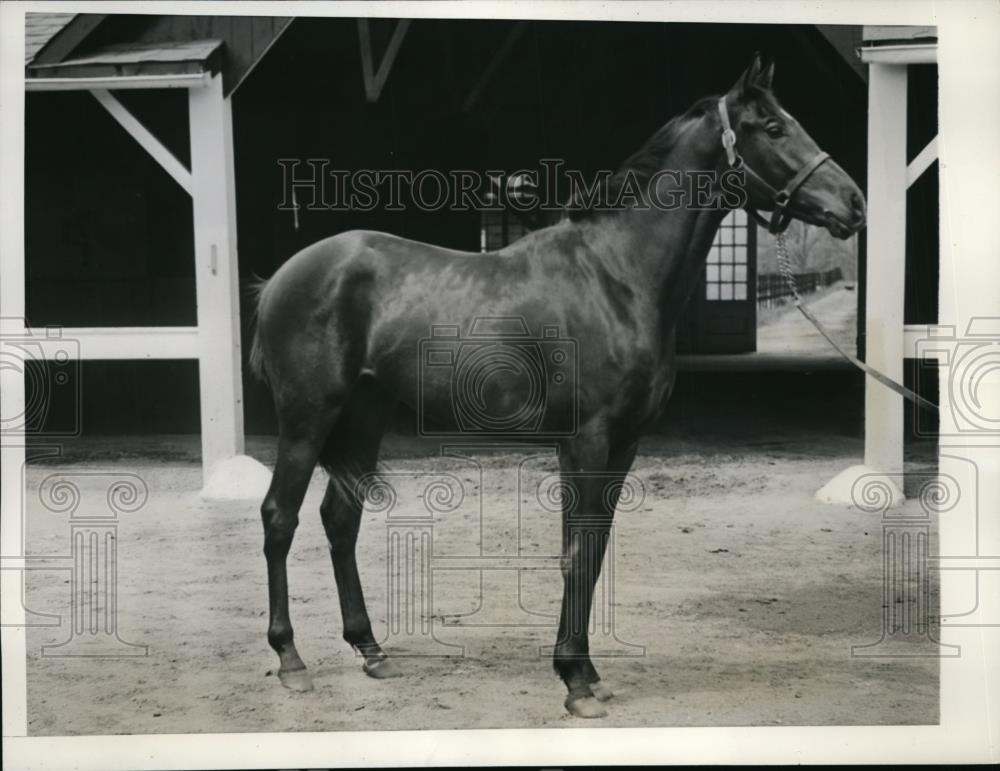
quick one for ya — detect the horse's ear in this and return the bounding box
[758,59,775,89]
[730,52,765,96]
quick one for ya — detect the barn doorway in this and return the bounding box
[754,223,859,357]
[684,209,758,354]
[677,211,858,357]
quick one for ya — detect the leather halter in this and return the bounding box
[718,95,831,234]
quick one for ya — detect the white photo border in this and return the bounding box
[2,0,998,767]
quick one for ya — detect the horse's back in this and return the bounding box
[251,230,483,389]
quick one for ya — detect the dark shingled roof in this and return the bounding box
[25,12,76,64]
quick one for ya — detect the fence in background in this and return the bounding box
[757,267,844,308]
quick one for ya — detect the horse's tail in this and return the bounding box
[245,276,271,384]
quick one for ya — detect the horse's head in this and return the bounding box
[720,54,866,239]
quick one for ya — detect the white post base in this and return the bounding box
[200,454,273,501]
[815,464,905,508]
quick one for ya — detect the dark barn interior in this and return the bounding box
[23,16,936,444]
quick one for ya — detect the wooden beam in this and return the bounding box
[903,324,937,359]
[24,326,198,360]
[189,74,245,478]
[30,14,107,65]
[27,72,210,91]
[907,136,938,188]
[357,18,411,103]
[860,44,937,65]
[863,25,937,44]
[439,22,460,111]
[91,89,193,196]
[464,21,528,112]
[864,63,908,476]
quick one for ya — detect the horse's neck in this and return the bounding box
[611,118,731,330]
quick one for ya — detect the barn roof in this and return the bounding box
[27,39,225,80]
[24,12,76,64]
[863,25,937,44]
[24,13,291,94]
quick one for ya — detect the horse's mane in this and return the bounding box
[568,87,779,220]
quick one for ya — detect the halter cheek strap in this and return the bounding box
[717,96,830,234]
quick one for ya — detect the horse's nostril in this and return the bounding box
[850,192,865,212]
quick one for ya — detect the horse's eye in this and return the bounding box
[765,124,784,139]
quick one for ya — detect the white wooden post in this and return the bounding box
[189,75,271,498]
[816,61,910,506]
[189,74,243,477]
[863,63,909,477]
[0,17,28,730]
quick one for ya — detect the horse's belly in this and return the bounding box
[408,339,579,437]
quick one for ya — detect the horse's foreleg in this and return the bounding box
[585,438,639,704]
[553,436,638,718]
[261,434,325,692]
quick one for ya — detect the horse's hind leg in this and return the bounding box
[319,380,399,678]
[262,422,336,692]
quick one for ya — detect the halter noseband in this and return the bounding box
[718,96,830,234]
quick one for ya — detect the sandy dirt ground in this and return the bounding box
[757,281,857,356]
[22,433,939,735]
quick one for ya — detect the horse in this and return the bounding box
[249,54,866,719]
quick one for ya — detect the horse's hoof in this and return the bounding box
[590,680,614,702]
[278,667,314,692]
[565,694,608,719]
[363,657,401,679]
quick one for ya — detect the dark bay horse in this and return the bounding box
[249,56,866,719]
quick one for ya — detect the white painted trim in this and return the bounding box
[189,75,246,479]
[0,1,28,736]
[26,72,210,91]
[464,20,528,112]
[903,324,935,359]
[23,326,198,360]
[357,18,411,103]
[860,44,937,64]
[907,136,938,188]
[864,63,908,476]
[90,89,193,197]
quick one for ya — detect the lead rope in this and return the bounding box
[774,231,938,413]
